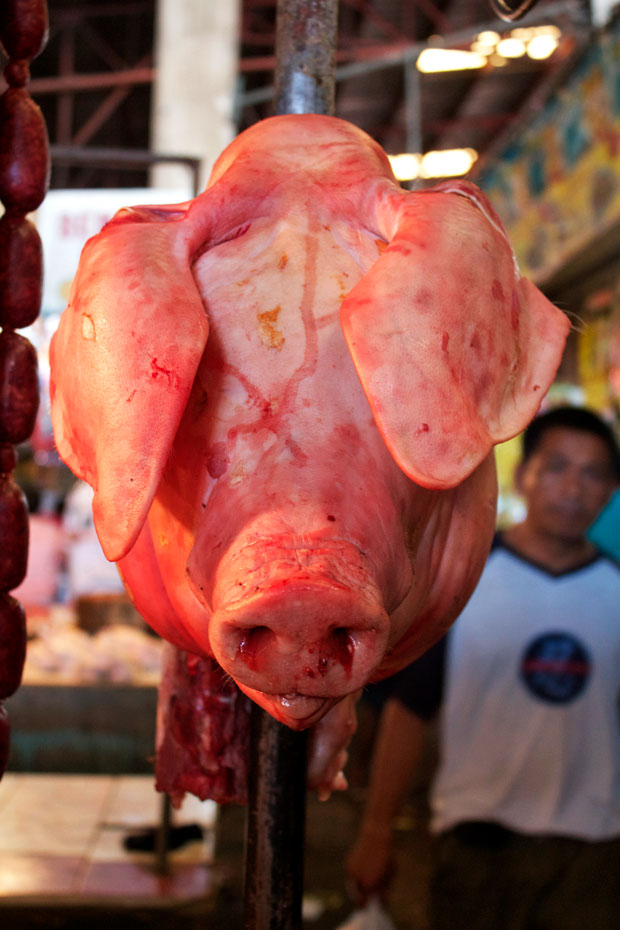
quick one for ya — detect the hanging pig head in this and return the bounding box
[50,115,569,730]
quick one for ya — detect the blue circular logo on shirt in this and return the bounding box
[520,632,591,704]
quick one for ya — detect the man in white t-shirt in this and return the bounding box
[346,406,620,930]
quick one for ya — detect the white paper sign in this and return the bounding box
[35,187,191,315]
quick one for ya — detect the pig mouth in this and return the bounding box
[265,693,336,728]
[275,693,331,721]
[237,681,338,728]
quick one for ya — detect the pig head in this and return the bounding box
[49,115,569,729]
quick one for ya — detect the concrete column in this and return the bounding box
[150,0,240,192]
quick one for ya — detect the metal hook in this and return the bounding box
[489,0,540,21]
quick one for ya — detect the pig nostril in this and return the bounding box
[238,626,275,669]
[330,627,355,671]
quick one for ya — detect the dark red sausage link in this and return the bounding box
[0,593,26,699]
[0,443,17,476]
[0,329,40,444]
[0,702,10,778]
[4,59,30,88]
[0,0,50,784]
[0,215,43,329]
[0,0,49,62]
[0,87,50,213]
[0,473,29,591]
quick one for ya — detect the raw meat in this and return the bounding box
[49,115,569,762]
[156,646,251,805]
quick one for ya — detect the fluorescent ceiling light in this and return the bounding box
[389,153,422,180]
[417,48,487,73]
[420,148,478,178]
[527,34,560,59]
[476,30,501,45]
[467,24,562,64]
[389,149,478,181]
[471,39,496,55]
[537,24,561,38]
[496,37,527,57]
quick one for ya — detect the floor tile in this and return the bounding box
[0,775,111,856]
[0,854,87,895]
[80,859,217,899]
[0,773,219,904]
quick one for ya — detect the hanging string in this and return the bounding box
[0,0,50,779]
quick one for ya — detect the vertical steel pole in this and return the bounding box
[404,57,422,191]
[243,3,338,929]
[243,704,309,930]
[274,0,338,116]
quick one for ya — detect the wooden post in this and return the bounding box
[242,2,338,928]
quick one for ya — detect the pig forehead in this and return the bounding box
[192,214,383,332]
[191,218,380,409]
[207,114,390,184]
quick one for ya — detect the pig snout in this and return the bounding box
[210,585,389,727]
[189,539,392,728]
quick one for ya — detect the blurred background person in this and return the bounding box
[346,406,620,930]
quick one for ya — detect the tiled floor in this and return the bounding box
[0,774,219,903]
[0,705,436,929]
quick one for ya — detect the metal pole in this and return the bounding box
[243,704,309,930]
[243,3,338,928]
[274,0,338,116]
[404,59,423,191]
[154,791,172,875]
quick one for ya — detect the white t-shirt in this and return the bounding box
[430,541,620,840]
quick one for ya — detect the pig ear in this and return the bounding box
[50,202,210,561]
[340,181,570,489]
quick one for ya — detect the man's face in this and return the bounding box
[517,426,618,543]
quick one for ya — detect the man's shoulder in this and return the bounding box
[488,532,620,580]
[591,550,620,578]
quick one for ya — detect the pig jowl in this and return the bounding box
[49,114,570,733]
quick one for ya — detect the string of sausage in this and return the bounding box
[0,0,50,778]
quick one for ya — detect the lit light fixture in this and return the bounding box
[471,30,501,55]
[537,24,561,38]
[417,48,487,73]
[467,24,561,67]
[414,24,561,78]
[476,30,501,45]
[420,148,478,178]
[389,148,478,181]
[510,27,533,40]
[470,39,496,55]
[496,37,527,58]
[389,153,422,180]
[527,34,560,59]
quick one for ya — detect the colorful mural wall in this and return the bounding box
[481,22,620,526]
[480,20,620,284]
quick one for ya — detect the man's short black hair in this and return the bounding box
[522,405,620,480]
